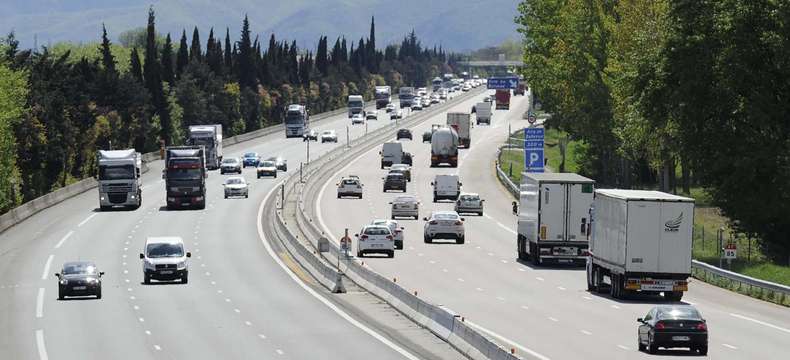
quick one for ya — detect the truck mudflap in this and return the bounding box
[625,278,688,292]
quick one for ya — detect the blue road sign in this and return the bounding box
[487,76,519,90]
[524,127,545,173]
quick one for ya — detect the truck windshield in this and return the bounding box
[285,113,305,124]
[99,164,135,180]
[190,138,214,146]
[146,243,184,258]
[167,168,202,180]
[348,101,363,108]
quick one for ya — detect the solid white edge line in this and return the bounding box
[35,329,48,360]
[257,181,420,360]
[77,213,97,227]
[54,230,73,249]
[730,313,790,334]
[465,320,550,360]
[41,255,54,280]
[36,288,45,318]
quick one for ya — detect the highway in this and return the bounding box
[314,90,790,359]
[0,98,466,359]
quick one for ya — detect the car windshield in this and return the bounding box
[323,131,333,135]
[62,263,97,275]
[434,213,459,220]
[167,168,202,180]
[394,196,416,203]
[225,178,244,185]
[244,153,257,158]
[222,159,238,164]
[460,195,479,202]
[363,227,390,235]
[147,243,184,258]
[99,164,135,180]
[342,180,358,185]
[657,307,701,320]
[260,161,275,167]
[387,174,403,180]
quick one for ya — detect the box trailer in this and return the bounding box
[517,173,595,265]
[586,189,695,301]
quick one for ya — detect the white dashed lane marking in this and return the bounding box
[36,288,45,318]
[41,255,54,280]
[54,231,73,249]
[722,343,738,350]
[77,213,97,227]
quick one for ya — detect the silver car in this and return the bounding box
[223,176,248,198]
[423,211,465,244]
[371,219,404,250]
[454,193,484,216]
[351,113,365,124]
[220,157,242,174]
[321,130,338,143]
[390,195,419,220]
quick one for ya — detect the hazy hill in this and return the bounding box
[5,0,520,51]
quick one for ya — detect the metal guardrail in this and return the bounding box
[493,154,790,307]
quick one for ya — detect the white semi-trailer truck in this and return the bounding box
[187,125,222,170]
[446,112,471,149]
[97,149,142,211]
[586,189,694,301]
[517,173,595,265]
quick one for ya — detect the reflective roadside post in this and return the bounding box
[346,126,350,148]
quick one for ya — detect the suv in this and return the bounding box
[389,164,411,182]
[390,195,419,220]
[454,193,484,215]
[401,152,413,166]
[423,211,466,244]
[140,237,191,284]
[220,157,242,174]
[396,129,412,140]
[337,176,363,199]
[355,225,395,258]
[371,219,405,250]
[383,172,407,192]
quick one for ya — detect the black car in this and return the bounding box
[303,129,318,141]
[383,173,407,192]
[397,129,412,140]
[267,156,288,172]
[401,152,413,166]
[422,130,432,142]
[638,305,708,355]
[56,261,104,299]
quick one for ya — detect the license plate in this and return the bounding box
[160,270,173,275]
[371,244,382,248]
[73,286,86,290]
[181,203,190,206]
[642,284,673,291]
[672,336,690,341]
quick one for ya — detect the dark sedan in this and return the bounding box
[397,129,412,140]
[401,152,413,166]
[242,152,260,167]
[638,305,708,355]
[56,261,104,299]
[422,130,432,142]
[267,156,288,172]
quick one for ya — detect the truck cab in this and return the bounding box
[187,125,222,169]
[285,104,309,138]
[348,95,364,118]
[97,149,142,211]
[380,142,403,169]
[495,89,511,110]
[164,146,207,210]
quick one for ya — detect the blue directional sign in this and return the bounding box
[487,76,519,90]
[524,127,545,173]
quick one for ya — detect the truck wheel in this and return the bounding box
[517,238,528,261]
[100,205,111,211]
[586,265,595,291]
[595,267,608,294]
[530,243,541,266]
[612,274,623,299]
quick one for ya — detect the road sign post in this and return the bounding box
[524,127,545,173]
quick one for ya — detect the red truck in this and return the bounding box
[514,83,526,96]
[495,89,511,110]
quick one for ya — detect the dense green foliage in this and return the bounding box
[517,0,790,264]
[0,8,453,213]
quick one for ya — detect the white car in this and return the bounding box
[351,113,364,124]
[390,109,403,120]
[371,219,404,249]
[385,103,396,113]
[366,111,378,120]
[256,160,278,178]
[320,130,338,143]
[390,195,419,220]
[223,176,249,199]
[140,237,191,284]
[454,193,484,216]
[355,225,395,258]
[423,211,465,244]
[337,176,363,199]
[411,102,423,111]
[220,157,242,174]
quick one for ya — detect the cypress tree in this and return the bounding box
[368,16,377,73]
[130,47,143,82]
[316,36,328,76]
[161,33,175,85]
[99,24,117,75]
[143,7,170,143]
[237,15,256,90]
[190,26,202,62]
[176,30,189,76]
[224,28,233,76]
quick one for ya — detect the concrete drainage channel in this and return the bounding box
[266,88,523,360]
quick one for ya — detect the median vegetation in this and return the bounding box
[516,1,790,275]
[0,7,462,214]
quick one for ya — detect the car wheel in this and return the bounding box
[478,212,483,216]
[224,194,228,199]
[647,334,658,354]
[357,251,363,258]
[144,274,151,285]
[698,345,708,355]
[424,234,431,243]
[358,195,363,199]
[274,173,277,178]
[395,241,403,250]
[457,236,465,245]
[337,194,341,199]
[245,194,248,198]
[58,289,64,300]
[96,287,102,299]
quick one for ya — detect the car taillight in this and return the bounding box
[454,221,463,225]
[360,235,368,241]
[655,322,665,330]
[429,220,438,225]
[386,236,393,241]
[696,322,707,331]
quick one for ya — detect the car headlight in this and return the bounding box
[87,278,99,284]
[177,261,187,270]
[59,279,68,285]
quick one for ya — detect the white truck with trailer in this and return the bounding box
[187,125,223,169]
[517,173,595,265]
[375,86,391,109]
[97,149,142,211]
[446,112,471,148]
[474,102,492,125]
[348,95,365,118]
[586,189,694,301]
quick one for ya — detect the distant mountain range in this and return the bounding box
[5,0,521,52]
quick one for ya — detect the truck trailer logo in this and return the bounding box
[664,213,683,232]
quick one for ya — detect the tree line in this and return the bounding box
[517,0,790,264]
[0,7,454,213]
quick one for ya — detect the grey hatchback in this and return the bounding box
[383,172,407,192]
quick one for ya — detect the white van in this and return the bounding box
[140,237,191,284]
[432,175,462,202]
[380,142,403,169]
